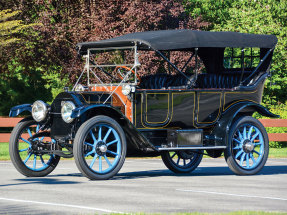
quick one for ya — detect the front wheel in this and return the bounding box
[9,118,60,177]
[224,116,269,175]
[73,115,127,180]
[161,150,203,173]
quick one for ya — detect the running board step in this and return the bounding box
[157,146,226,151]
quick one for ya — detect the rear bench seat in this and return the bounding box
[194,73,248,88]
[139,73,252,89]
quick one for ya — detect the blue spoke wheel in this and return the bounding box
[224,116,269,175]
[161,150,203,173]
[9,118,60,177]
[73,115,126,180]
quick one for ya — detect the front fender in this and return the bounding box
[9,104,32,117]
[211,101,279,146]
[71,104,118,118]
[71,104,157,153]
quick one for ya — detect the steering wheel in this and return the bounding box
[115,66,141,85]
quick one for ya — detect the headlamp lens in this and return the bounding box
[61,101,76,123]
[32,100,48,122]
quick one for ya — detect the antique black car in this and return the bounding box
[9,30,278,180]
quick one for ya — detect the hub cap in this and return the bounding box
[243,140,255,153]
[95,142,108,156]
[99,145,107,153]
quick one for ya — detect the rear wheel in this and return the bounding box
[161,150,203,173]
[9,118,60,177]
[224,116,269,175]
[73,116,126,180]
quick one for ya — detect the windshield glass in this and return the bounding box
[82,47,139,87]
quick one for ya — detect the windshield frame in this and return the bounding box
[72,44,140,91]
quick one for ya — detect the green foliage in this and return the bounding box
[0,56,68,115]
[184,0,287,105]
[0,9,38,46]
[223,47,261,69]
[0,8,69,115]
[42,69,69,104]
[0,60,50,115]
[253,102,287,120]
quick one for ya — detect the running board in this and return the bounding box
[157,146,226,151]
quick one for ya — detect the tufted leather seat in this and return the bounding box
[194,73,248,89]
[139,74,188,89]
[139,73,250,89]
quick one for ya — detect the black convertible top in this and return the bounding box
[77,29,277,55]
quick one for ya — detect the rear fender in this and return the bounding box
[9,104,32,117]
[211,101,279,146]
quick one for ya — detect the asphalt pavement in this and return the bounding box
[0,158,286,214]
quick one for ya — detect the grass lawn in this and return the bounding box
[0,142,10,160]
[269,147,287,158]
[0,142,287,161]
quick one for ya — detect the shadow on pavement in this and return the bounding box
[0,177,80,187]
[2,165,286,183]
[47,173,82,177]
[113,165,287,180]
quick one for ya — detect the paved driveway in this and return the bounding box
[0,158,286,214]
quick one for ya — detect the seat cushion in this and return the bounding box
[194,73,247,89]
[139,74,188,89]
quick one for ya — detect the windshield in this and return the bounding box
[73,46,140,90]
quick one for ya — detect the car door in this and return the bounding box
[134,90,196,129]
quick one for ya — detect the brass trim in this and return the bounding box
[145,93,170,124]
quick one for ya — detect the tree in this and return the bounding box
[0,8,68,115]
[184,0,287,105]
[0,0,209,115]
[0,9,37,46]
[25,0,208,79]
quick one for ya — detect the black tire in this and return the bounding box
[224,116,269,175]
[73,115,127,180]
[9,118,60,177]
[161,150,203,173]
